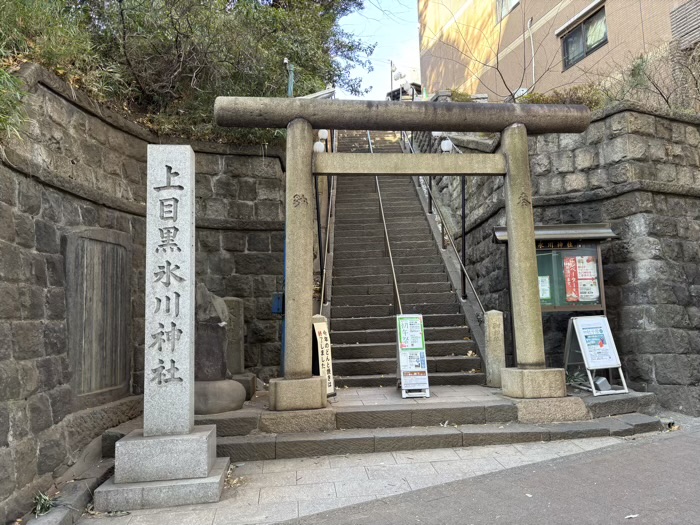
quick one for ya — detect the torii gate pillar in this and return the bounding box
[268,118,327,411]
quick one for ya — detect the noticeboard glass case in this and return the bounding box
[535,240,605,313]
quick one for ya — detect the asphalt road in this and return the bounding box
[282,416,700,525]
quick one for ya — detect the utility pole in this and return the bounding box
[390,60,394,99]
[285,58,295,98]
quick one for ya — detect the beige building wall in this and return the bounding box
[419,0,688,99]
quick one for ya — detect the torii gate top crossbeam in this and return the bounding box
[214,97,590,134]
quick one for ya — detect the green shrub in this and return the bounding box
[450,90,473,103]
[519,83,605,109]
[0,0,373,144]
[0,67,25,139]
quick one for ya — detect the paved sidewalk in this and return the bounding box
[283,415,700,525]
[79,435,627,525]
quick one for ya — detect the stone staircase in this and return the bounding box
[330,130,483,388]
[101,391,663,462]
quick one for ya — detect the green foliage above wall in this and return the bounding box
[0,0,375,143]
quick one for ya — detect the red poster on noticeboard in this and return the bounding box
[564,256,600,303]
[564,256,579,302]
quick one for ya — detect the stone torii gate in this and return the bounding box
[214,98,591,410]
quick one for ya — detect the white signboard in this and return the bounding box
[564,315,628,396]
[313,318,335,396]
[573,316,620,370]
[396,314,429,396]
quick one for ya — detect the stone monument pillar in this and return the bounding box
[94,145,229,511]
[268,118,327,411]
[500,124,566,399]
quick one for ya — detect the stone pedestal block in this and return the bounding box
[195,323,228,381]
[194,380,246,415]
[516,397,590,423]
[501,368,566,399]
[269,376,327,411]
[95,458,229,511]
[231,372,257,400]
[224,297,245,375]
[114,425,216,483]
[484,310,506,388]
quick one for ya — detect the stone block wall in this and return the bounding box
[416,104,700,416]
[0,64,285,521]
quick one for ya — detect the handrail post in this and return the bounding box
[461,174,467,300]
[315,175,324,278]
[428,176,433,214]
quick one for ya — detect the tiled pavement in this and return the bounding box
[79,436,625,525]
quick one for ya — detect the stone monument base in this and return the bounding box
[501,367,566,399]
[94,457,229,511]
[115,425,216,483]
[269,376,327,411]
[94,424,229,511]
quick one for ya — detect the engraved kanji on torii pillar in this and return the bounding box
[144,146,196,436]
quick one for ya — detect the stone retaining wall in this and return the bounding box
[0,64,285,522]
[415,104,700,416]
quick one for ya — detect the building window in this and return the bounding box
[561,7,608,70]
[497,0,520,22]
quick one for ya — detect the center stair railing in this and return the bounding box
[400,131,485,319]
[368,131,403,315]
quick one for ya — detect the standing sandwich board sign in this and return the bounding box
[396,314,430,398]
[563,316,628,396]
[312,316,336,396]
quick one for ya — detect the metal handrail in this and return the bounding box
[401,131,485,315]
[318,174,335,309]
[318,134,336,311]
[368,130,403,315]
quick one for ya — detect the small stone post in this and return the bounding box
[94,146,229,511]
[268,119,327,410]
[500,125,566,398]
[483,310,506,388]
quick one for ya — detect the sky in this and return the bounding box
[337,0,422,100]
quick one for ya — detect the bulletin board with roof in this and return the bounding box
[494,224,628,394]
[494,223,617,315]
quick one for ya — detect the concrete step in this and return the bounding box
[335,197,417,205]
[332,272,450,287]
[335,217,428,227]
[331,281,452,297]
[331,291,458,307]
[334,231,431,243]
[331,325,470,344]
[337,210,425,221]
[333,231,434,244]
[334,240,436,254]
[336,202,421,212]
[333,247,437,261]
[332,255,443,268]
[331,340,479,359]
[333,356,481,376]
[101,392,660,450]
[336,200,418,209]
[333,263,445,277]
[215,413,664,461]
[332,400,512,429]
[334,372,485,388]
[331,312,463,330]
[331,302,461,318]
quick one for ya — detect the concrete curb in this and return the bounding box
[27,458,114,525]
